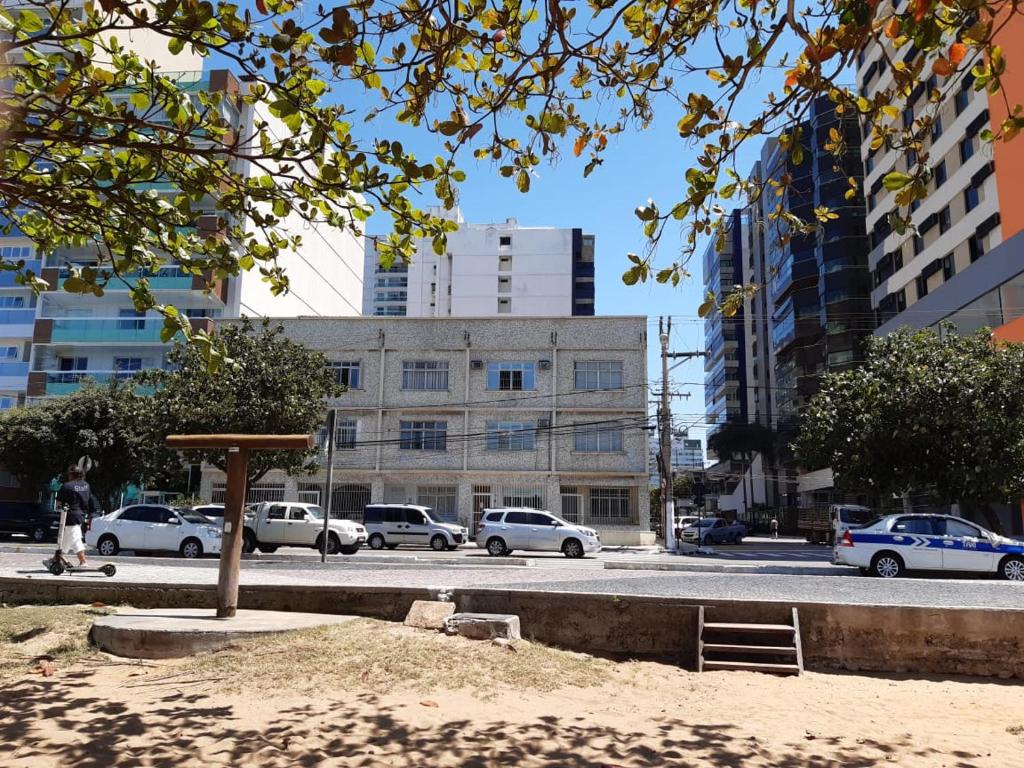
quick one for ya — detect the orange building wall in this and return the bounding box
[989,7,1024,239]
[993,314,1024,342]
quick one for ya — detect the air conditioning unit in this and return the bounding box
[538,359,551,370]
[537,417,551,429]
[470,360,484,369]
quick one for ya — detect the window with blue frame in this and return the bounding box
[486,362,535,391]
[485,421,535,451]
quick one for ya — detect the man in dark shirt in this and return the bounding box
[56,466,99,566]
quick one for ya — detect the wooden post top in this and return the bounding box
[165,434,315,450]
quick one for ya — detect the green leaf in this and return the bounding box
[129,92,150,111]
[697,299,715,318]
[883,172,913,191]
[515,170,530,193]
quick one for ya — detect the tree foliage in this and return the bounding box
[143,317,343,484]
[707,421,779,463]
[2,0,1019,330]
[0,381,163,507]
[794,326,1024,508]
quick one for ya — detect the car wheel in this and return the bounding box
[870,551,904,578]
[562,539,585,559]
[486,537,508,557]
[97,535,120,557]
[368,533,385,550]
[180,538,203,559]
[258,544,279,554]
[318,533,340,555]
[32,526,48,543]
[339,544,361,555]
[999,555,1024,582]
[702,534,713,546]
[241,530,257,554]
[430,535,448,552]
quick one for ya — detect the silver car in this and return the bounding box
[475,507,601,558]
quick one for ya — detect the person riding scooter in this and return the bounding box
[55,465,99,568]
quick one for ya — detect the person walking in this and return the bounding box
[770,516,779,540]
[56,465,99,567]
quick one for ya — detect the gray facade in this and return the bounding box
[199,316,653,545]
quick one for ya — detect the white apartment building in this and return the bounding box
[363,208,596,318]
[6,67,364,401]
[199,316,653,545]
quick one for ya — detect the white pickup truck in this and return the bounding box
[241,502,366,555]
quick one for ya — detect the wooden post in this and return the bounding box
[165,434,313,620]
[218,447,249,618]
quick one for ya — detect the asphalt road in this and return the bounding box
[2,547,1021,609]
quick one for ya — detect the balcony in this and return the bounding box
[0,260,43,287]
[56,267,196,292]
[0,361,29,390]
[46,318,167,344]
[34,371,156,396]
[0,308,38,337]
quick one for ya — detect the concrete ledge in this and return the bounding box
[91,608,356,659]
[445,613,521,641]
[605,560,856,576]
[2,577,1022,679]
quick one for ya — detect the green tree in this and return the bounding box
[650,474,696,513]
[143,317,343,485]
[794,326,1024,530]
[1,0,1019,334]
[0,380,157,507]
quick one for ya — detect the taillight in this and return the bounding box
[841,530,854,547]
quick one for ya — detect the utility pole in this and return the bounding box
[659,317,676,552]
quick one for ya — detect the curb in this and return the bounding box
[604,560,857,576]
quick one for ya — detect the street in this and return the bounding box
[2,538,1021,609]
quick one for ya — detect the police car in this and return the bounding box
[833,513,1024,580]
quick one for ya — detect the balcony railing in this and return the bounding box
[50,318,167,343]
[0,309,37,324]
[0,261,43,287]
[57,267,194,291]
[42,370,155,396]
[0,362,30,377]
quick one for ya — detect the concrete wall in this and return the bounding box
[5,578,1022,679]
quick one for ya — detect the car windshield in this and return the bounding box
[178,509,213,524]
[305,506,325,520]
[692,519,720,527]
[421,507,442,522]
[838,508,873,524]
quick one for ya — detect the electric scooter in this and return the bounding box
[45,504,116,577]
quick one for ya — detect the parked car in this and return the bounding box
[0,500,59,543]
[833,513,1024,580]
[681,517,746,545]
[242,502,366,555]
[192,504,225,522]
[475,507,601,558]
[363,504,468,551]
[799,504,873,544]
[87,504,222,558]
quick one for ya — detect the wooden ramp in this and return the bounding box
[697,607,803,676]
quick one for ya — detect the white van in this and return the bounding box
[362,504,468,551]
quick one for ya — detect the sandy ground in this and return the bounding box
[1,612,1022,767]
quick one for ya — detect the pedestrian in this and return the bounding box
[770,516,779,540]
[56,465,100,567]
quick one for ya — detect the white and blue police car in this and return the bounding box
[833,513,1024,580]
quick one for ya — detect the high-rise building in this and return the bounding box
[705,97,873,515]
[363,208,596,317]
[1,68,365,403]
[858,16,1024,337]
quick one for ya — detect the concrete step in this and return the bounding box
[701,659,801,675]
[703,622,796,634]
[702,643,798,655]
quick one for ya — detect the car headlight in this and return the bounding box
[207,528,222,538]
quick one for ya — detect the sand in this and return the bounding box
[1,614,1022,767]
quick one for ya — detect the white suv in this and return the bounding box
[363,504,468,551]
[475,508,601,558]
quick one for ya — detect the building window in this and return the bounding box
[939,206,951,234]
[497,276,511,293]
[399,421,447,450]
[374,306,406,316]
[934,160,947,187]
[401,361,449,390]
[0,397,14,410]
[943,254,956,280]
[574,425,624,453]
[113,358,143,378]
[497,298,511,313]
[960,137,974,164]
[931,116,943,142]
[118,309,145,330]
[574,361,624,390]
[417,486,458,521]
[0,246,32,260]
[969,234,984,262]
[0,346,18,359]
[964,185,980,212]
[328,361,361,389]
[589,487,632,521]
[913,236,924,256]
[485,421,535,451]
[498,254,512,271]
[0,296,25,308]
[902,106,914,129]
[319,419,357,450]
[499,235,512,247]
[955,83,970,115]
[486,362,535,391]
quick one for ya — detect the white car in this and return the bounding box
[88,504,222,559]
[475,508,601,558]
[834,513,1024,580]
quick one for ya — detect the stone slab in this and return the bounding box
[404,600,455,630]
[91,607,356,659]
[444,612,521,641]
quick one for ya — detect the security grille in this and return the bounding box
[471,485,492,533]
[210,482,285,504]
[299,482,371,520]
[417,485,458,521]
[588,487,637,525]
[560,486,583,524]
